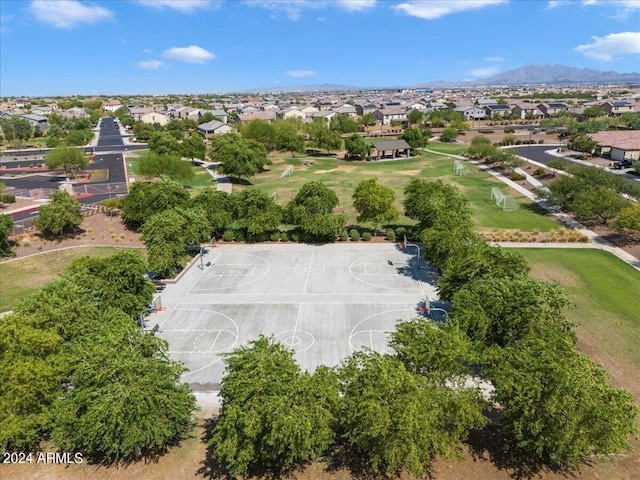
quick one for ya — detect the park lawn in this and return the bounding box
[0,247,138,313]
[244,150,558,231]
[514,248,640,394]
[126,153,215,192]
[422,141,468,155]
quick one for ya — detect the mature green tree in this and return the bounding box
[568,134,597,154]
[329,113,358,134]
[359,112,376,127]
[285,181,345,239]
[400,127,428,149]
[485,333,639,470]
[306,120,342,153]
[437,244,530,302]
[420,214,478,270]
[0,214,14,257]
[232,187,282,235]
[207,336,337,476]
[615,203,640,232]
[120,180,190,230]
[181,133,206,161]
[344,133,370,160]
[240,119,277,151]
[190,188,234,235]
[338,352,486,478]
[141,208,208,278]
[35,191,83,237]
[65,250,155,318]
[133,122,155,141]
[450,277,573,349]
[213,137,271,181]
[275,130,305,157]
[571,186,624,224]
[352,178,399,234]
[147,131,181,156]
[51,312,196,463]
[390,319,476,384]
[439,127,459,142]
[0,311,64,451]
[137,152,195,181]
[44,147,89,178]
[465,135,495,160]
[407,109,425,125]
[582,105,606,118]
[403,179,471,231]
[0,116,32,143]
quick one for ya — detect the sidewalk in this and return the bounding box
[201,161,232,193]
[423,148,640,273]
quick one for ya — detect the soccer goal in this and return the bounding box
[279,165,293,179]
[454,160,469,176]
[490,187,519,211]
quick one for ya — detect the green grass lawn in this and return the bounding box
[0,247,139,313]
[515,248,640,377]
[422,141,467,155]
[244,149,558,231]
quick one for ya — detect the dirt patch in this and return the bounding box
[5,213,143,261]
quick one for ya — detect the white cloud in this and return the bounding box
[392,0,507,19]
[136,1,218,13]
[162,45,215,63]
[286,70,317,77]
[137,60,165,70]
[545,0,567,8]
[335,0,376,12]
[574,31,640,61]
[484,56,504,63]
[29,0,113,29]
[471,66,500,77]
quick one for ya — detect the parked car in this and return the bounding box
[612,159,633,169]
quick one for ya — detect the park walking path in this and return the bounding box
[423,148,640,273]
[201,161,232,193]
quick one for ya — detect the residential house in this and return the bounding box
[238,111,277,122]
[140,111,169,126]
[601,101,634,116]
[197,120,234,136]
[589,131,640,162]
[483,104,511,118]
[311,110,337,124]
[373,107,407,125]
[20,114,48,130]
[103,100,122,112]
[333,105,357,117]
[300,105,319,115]
[355,103,377,116]
[537,103,568,117]
[278,107,306,120]
[454,105,486,121]
[61,107,88,119]
[31,105,55,116]
[511,103,543,120]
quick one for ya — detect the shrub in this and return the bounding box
[270,232,280,242]
[503,128,516,133]
[481,130,494,134]
[385,229,396,242]
[533,168,545,176]
[349,229,360,242]
[339,230,348,242]
[234,229,245,242]
[290,231,301,243]
[509,172,526,181]
[1,194,16,203]
[361,232,372,242]
[246,232,255,243]
[395,227,406,239]
[280,231,289,242]
[538,139,545,144]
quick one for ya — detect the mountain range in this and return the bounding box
[240,64,640,93]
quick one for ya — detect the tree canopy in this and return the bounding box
[212,136,271,181]
[35,190,83,237]
[120,180,190,230]
[44,147,89,178]
[232,187,282,235]
[285,181,345,240]
[344,133,370,160]
[352,178,399,233]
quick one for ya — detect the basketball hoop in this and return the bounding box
[399,242,405,249]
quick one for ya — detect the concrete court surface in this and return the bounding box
[151,243,439,392]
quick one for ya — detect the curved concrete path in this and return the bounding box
[201,161,232,193]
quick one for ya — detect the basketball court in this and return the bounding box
[150,243,439,391]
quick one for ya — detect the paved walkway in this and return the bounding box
[201,161,232,193]
[423,148,640,273]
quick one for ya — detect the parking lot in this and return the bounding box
[150,243,439,391]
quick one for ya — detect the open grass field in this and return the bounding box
[515,248,640,399]
[0,246,139,312]
[244,144,559,232]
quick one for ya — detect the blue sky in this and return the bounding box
[1,0,639,96]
